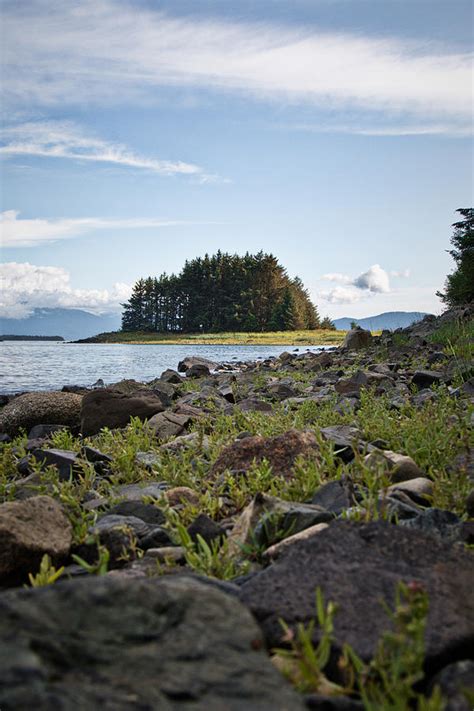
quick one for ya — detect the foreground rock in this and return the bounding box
[211,429,320,479]
[0,496,72,580]
[177,355,218,373]
[239,521,474,671]
[0,576,304,710]
[0,391,82,437]
[343,328,372,350]
[81,387,170,436]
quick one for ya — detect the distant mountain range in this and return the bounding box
[333,311,431,331]
[0,308,122,341]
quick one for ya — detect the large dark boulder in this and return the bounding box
[0,576,304,710]
[239,521,474,671]
[177,356,218,373]
[0,392,82,437]
[81,388,170,436]
[343,329,372,350]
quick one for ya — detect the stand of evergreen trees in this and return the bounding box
[122,251,322,332]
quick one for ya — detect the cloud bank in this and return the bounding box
[1,1,471,133]
[0,210,199,247]
[0,262,132,319]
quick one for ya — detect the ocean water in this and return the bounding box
[0,341,332,393]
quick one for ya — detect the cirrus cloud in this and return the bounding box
[0,209,207,248]
[1,1,471,135]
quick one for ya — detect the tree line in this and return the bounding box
[122,251,333,332]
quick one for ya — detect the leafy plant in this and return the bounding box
[28,554,64,587]
[72,545,110,575]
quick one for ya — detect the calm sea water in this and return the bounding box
[0,341,331,393]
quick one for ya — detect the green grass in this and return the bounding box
[428,317,474,358]
[80,329,346,345]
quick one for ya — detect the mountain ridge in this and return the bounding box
[333,311,431,331]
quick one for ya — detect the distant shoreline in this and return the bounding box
[74,329,346,346]
[0,335,64,342]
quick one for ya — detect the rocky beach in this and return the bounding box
[0,307,473,710]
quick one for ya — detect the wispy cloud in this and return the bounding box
[0,209,200,247]
[0,262,131,318]
[1,1,471,132]
[0,121,216,178]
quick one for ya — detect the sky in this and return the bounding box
[0,0,472,321]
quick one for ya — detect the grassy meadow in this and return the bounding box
[80,329,347,345]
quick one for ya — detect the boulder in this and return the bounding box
[211,429,320,479]
[411,370,443,389]
[81,387,170,436]
[343,329,372,350]
[160,368,184,383]
[0,576,305,710]
[239,521,474,669]
[335,371,368,396]
[0,392,82,437]
[0,495,72,579]
[237,398,273,413]
[177,355,218,373]
[30,448,81,481]
[320,425,363,463]
[186,363,211,378]
[147,411,191,440]
[364,449,425,482]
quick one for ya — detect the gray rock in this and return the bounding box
[112,481,168,502]
[105,501,166,525]
[27,424,68,440]
[30,448,81,481]
[0,391,82,437]
[427,660,474,711]
[186,363,211,378]
[187,514,226,546]
[0,576,305,710]
[177,355,218,373]
[0,495,72,579]
[239,521,474,667]
[237,398,273,413]
[81,445,113,463]
[320,425,362,463]
[147,410,191,440]
[311,479,355,515]
[411,370,443,389]
[81,387,170,436]
[399,508,463,542]
[160,368,184,383]
[343,329,372,350]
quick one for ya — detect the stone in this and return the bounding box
[135,451,161,469]
[187,363,211,378]
[311,479,355,515]
[81,387,170,436]
[237,398,273,413]
[187,514,226,546]
[0,495,72,579]
[320,426,363,463]
[106,501,166,525]
[177,355,218,373]
[165,486,200,508]
[466,490,474,518]
[264,523,329,560]
[160,368,184,383]
[227,493,331,556]
[0,391,82,437]
[80,445,113,463]
[27,424,68,440]
[239,521,474,669]
[335,371,368,396]
[364,449,425,482]
[0,433,12,444]
[387,477,434,503]
[30,448,81,481]
[160,432,210,453]
[427,660,474,711]
[144,546,186,563]
[411,370,443,389]
[399,508,463,542]
[0,576,305,710]
[217,384,235,403]
[268,383,297,400]
[211,429,320,479]
[343,329,372,350]
[147,410,191,439]
[112,481,168,502]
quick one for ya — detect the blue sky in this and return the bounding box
[0,0,472,320]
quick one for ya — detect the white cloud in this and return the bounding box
[1,1,471,132]
[0,262,132,318]
[390,268,411,278]
[318,264,393,304]
[0,210,200,247]
[0,121,211,178]
[353,264,390,293]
